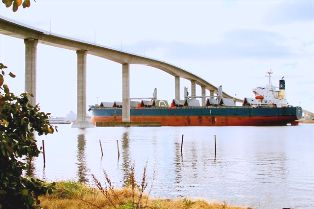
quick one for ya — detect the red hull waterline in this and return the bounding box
[92,115,299,126]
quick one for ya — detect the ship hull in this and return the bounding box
[90,106,302,126]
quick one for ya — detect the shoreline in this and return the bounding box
[39,181,250,209]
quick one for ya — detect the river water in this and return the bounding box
[33,124,314,209]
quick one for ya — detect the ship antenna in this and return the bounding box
[266,69,273,87]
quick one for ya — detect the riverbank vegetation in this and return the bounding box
[39,181,249,209]
[0,63,55,209]
[40,166,249,209]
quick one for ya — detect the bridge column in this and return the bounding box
[201,86,206,106]
[122,63,130,122]
[191,80,196,98]
[24,39,38,106]
[175,76,180,100]
[72,50,93,128]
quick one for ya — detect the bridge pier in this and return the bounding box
[122,63,130,122]
[72,50,93,128]
[24,39,38,106]
[175,76,180,100]
[191,80,196,98]
[201,86,206,106]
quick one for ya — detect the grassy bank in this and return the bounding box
[39,181,250,209]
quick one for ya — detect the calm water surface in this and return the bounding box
[34,124,314,209]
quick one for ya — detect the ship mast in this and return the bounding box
[266,70,273,87]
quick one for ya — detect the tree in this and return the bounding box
[2,0,31,12]
[0,63,55,209]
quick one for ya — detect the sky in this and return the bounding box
[0,0,314,116]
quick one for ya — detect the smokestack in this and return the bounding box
[279,79,285,90]
[279,78,285,99]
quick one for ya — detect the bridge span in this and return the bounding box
[0,16,240,128]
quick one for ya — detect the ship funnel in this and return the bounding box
[153,88,157,100]
[279,79,285,90]
[278,78,286,99]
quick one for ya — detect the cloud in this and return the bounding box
[124,29,294,60]
[267,0,314,24]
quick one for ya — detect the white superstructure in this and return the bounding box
[244,71,288,107]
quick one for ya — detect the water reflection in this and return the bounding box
[252,136,288,184]
[76,133,88,183]
[33,125,314,209]
[174,135,183,188]
[190,142,198,179]
[121,130,131,186]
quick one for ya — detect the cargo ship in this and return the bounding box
[89,72,302,126]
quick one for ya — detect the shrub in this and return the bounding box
[0,63,55,209]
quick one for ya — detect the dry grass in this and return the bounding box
[39,181,249,209]
[40,166,250,209]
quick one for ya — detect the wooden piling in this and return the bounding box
[181,134,184,155]
[42,140,46,168]
[99,140,103,157]
[116,140,120,159]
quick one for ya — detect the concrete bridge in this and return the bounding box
[0,16,240,128]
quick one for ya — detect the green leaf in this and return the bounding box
[0,74,4,86]
[12,1,18,11]
[3,84,9,94]
[9,72,16,78]
[22,0,30,8]
[21,189,28,196]
[0,190,6,195]
[3,0,13,7]
[0,63,7,69]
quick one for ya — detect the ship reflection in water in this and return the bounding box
[35,125,314,209]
